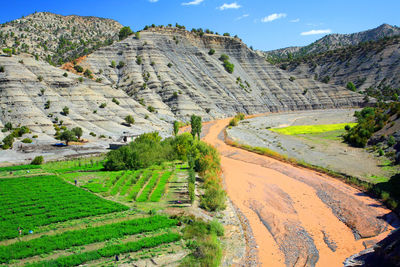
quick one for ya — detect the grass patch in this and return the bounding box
[270,123,357,135]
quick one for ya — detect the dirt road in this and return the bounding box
[202,118,398,267]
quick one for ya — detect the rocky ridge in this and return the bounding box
[0,12,122,65]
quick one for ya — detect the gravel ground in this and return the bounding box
[227,109,388,181]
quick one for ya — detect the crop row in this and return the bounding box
[136,172,160,202]
[150,171,173,202]
[0,164,40,172]
[27,233,181,267]
[0,215,177,263]
[0,176,128,241]
[127,170,151,200]
[119,170,141,196]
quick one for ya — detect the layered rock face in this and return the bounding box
[0,54,170,140]
[275,36,400,91]
[79,27,365,121]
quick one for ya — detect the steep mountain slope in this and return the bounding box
[0,20,366,142]
[0,53,170,140]
[274,35,400,91]
[264,24,400,59]
[77,27,364,120]
[0,12,122,65]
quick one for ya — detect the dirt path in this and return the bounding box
[202,118,398,267]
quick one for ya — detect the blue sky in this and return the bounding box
[1,0,399,51]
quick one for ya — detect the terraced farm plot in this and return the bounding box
[0,176,128,240]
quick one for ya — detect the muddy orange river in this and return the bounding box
[202,118,398,267]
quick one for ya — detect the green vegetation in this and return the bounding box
[112,97,120,105]
[136,172,160,202]
[119,26,133,40]
[344,103,400,148]
[190,115,202,140]
[111,60,116,68]
[229,113,245,127]
[271,123,357,135]
[219,54,229,61]
[208,48,215,55]
[31,155,44,165]
[0,164,40,172]
[173,120,180,136]
[0,176,127,240]
[0,216,176,264]
[62,106,69,115]
[1,125,30,149]
[125,115,135,125]
[136,56,142,65]
[27,233,180,267]
[150,171,173,202]
[21,138,32,143]
[346,81,356,91]
[74,65,83,73]
[99,102,107,108]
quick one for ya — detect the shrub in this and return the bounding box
[135,32,141,39]
[99,103,107,108]
[78,77,83,82]
[89,132,96,137]
[321,75,331,83]
[346,82,356,91]
[96,78,102,83]
[219,54,229,61]
[63,72,68,77]
[111,60,116,68]
[136,57,142,65]
[208,49,215,55]
[44,100,50,109]
[21,138,32,143]
[31,156,44,165]
[0,66,4,72]
[289,76,296,82]
[223,33,230,36]
[62,106,69,115]
[74,65,83,73]
[4,122,12,131]
[83,69,92,78]
[223,60,234,73]
[344,125,351,131]
[119,26,133,40]
[112,98,120,105]
[147,106,155,113]
[124,115,135,125]
[2,134,14,149]
[37,75,43,82]
[167,62,172,68]
[117,61,125,69]
[388,135,395,147]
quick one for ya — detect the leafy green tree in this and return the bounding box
[31,156,44,165]
[223,60,234,74]
[219,54,229,61]
[191,115,202,140]
[119,26,133,40]
[59,130,76,146]
[71,127,83,140]
[173,121,179,136]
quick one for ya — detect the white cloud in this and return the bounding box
[290,18,300,23]
[261,13,287,23]
[182,0,204,5]
[235,14,249,21]
[300,29,331,36]
[148,0,159,2]
[218,2,241,10]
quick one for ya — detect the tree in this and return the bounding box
[135,32,141,39]
[72,127,83,140]
[125,115,135,125]
[74,65,83,73]
[173,121,179,136]
[219,54,229,61]
[346,82,356,92]
[59,130,76,146]
[62,106,69,115]
[119,26,133,40]
[190,115,202,140]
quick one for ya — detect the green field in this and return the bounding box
[0,154,223,266]
[270,123,357,135]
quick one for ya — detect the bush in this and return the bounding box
[321,75,331,83]
[78,77,83,83]
[4,122,12,131]
[119,26,133,40]
[289,76,296,82]
[223,60,234,73]
[31,156,44,165]
[2,134,14,149]
[112,98,120,105]
[0,66,4,72]
[99,103,107,108]
[44,100,50,109]
[124,115,135,125]
[167,62,172,68]
[37,76,43,82]
[71,127,83,139]
[346,82,356,91]
[111,61,116,68]
[74,65,83,73]
[147,106,155,113]
[136,57,142,65]
[208,49,215,55]
[62,106,69,115]
[117,61,125,69]
[388,135,396,147]
[219,54,229,61]
[63,72,68,77]
[21,138,32,143]
[83,69,92,78]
